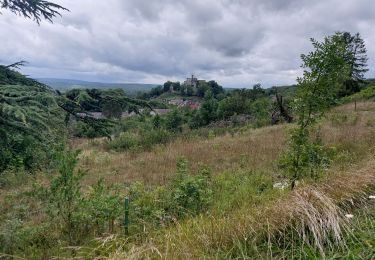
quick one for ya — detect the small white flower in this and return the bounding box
[345,214,354,219]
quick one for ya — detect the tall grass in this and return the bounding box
[75,101,375,259]
[93,157,375,259]
[1,101,375,259]
[76,124,287,187]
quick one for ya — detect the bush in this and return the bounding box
[83,179,122,234]
[249,98,272,127]
[165,109,183,132]
[107,132,139,151]
[48,151,86,245]
[43,151,122,244]
[279,128,335,186]
[128,158,212,233]
[167,159,212,218]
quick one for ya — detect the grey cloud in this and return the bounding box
[197,19,264,57]
[1,0,375,88]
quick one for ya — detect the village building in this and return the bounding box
[168,99,200,109]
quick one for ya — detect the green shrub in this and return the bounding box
[70,119,114,138]
[83,179,122,234]
[165,109,183,132]
[107,132,139,151]
[167,159,212,218]
[128,158,213,233]
[48,151,86,245]
[279,128,335,185]
[35,151,122,245]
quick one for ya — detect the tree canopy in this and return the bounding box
[0,64,65,171]
[281,32,355,188]
[339,32,368,96]
[0,63,154,172]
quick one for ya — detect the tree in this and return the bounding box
[186,86,194,96]
[217,92,249,118]
[172,82,181,91]
[0,0,68,24]
[196,81,210,97]
[297,34,349,128]
[0,1,68,171]
[281,33,350,188]
[102,101,122,119]
[163,81,173,92]
[338,32,368,96]
[342,32,368,82]
[250,83,266,101]
[165,109,183,132]
[148,85,163,97]
[0,63,154,171]
[272,92,293,124]
[195,91,218,126]
[207,80,224,97]
[0,65,66,172]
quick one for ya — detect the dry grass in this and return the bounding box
[321,101,375,146]
[102,153,375,259]
[75,125,288,187]
[2,101,374,259]
[73,101,375,259]
[72,101,375,190]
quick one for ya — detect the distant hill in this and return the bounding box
[38,78,158,96]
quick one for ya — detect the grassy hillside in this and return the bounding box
[69,101,374,259]
[1,96,375,259]
[82,101,375,259]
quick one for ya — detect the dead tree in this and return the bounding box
[272,93,293,124]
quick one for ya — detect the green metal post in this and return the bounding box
[124,196,129,236]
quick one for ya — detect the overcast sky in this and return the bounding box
[1,0,375,87]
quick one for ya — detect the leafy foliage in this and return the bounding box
[48,151,84,245]
[37,151,122,245]
[282,33,353,187]
[339,32,368,97]
[140,79,224,99]
[165,109,183,132]
[129,158,212,232]
[83,179,122,234]
[0,0,68,24]
[189,92,219,128]
[64,88,153,114]
[279,128,335,183]
[296,34,349,127]
[342,82,375,102]
[0,66,66,172]
[0,64,155,170]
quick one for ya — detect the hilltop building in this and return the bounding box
[183,75,198,88]
[183,75,205,92]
